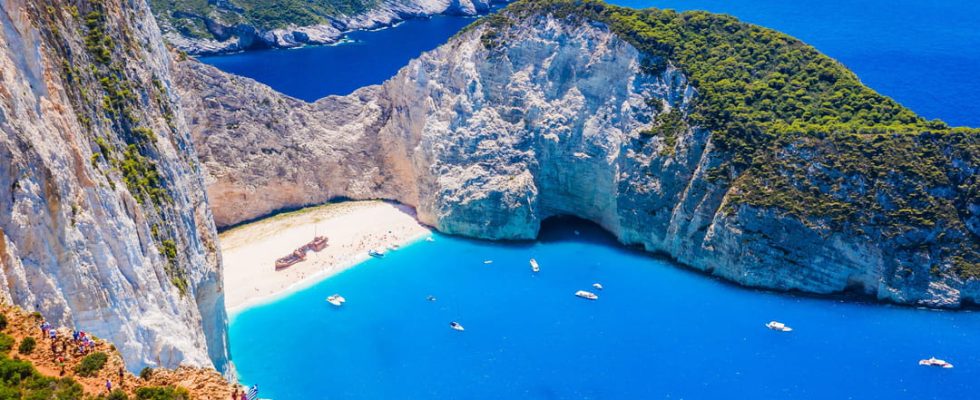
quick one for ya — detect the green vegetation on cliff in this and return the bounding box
[33,1,192,294]
[149,0,381,38]
[477,0,979,278]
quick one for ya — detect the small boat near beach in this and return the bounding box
[425,237,435,242]
[919,357,953,369]
[450,322,465,331]
[592,283,603,290]
[766,321,793,332]
[575,290,598,300]
[530,258,540,272]
[326,294,346,307]
[368,249,386,258]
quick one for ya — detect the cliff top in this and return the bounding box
[470,0,979,279]
[0,305,235,399]
[149,0,381,38]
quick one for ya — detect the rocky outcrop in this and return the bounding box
[178,10,979,307]
[0,0,230,372]
[157,0,497,55]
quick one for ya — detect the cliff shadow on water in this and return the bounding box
[537,216,980,311]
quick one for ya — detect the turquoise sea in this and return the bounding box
[231,220,979,399]
[214,1,980,398]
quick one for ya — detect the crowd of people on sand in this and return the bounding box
[39,320,105,377]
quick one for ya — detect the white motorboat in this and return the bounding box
[368,249,385,258]
[326,294,346,307]
[765,321,792,332]
[426,295,437,302]
[483,260,493,264]
[425,237,435,242]
[530,258,540,272]
[450,322,465,331]
[575,290,598,300]
[592,283,603,290]
[919,357,953,369]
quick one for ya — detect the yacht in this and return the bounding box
[530,258,540,272]
[326,294,346,307]
[919,357,954,369]
[765,321,793,332]
[484,260,493,264]
[450,322,465,331]
[575,290,598,300]
[592,283,603,290]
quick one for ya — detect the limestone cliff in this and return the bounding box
[0,0,230,372]
[178,1,979,307]
[151,0,499,55]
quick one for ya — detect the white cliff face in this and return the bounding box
[161,0,495,55]
[178,13,978,307]
[0,0,229,372]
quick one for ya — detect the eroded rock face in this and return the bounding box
[0,0,230,373]
[178,13,978,307]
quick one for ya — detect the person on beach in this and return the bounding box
[105,379,112,393]
[118,366,125,386]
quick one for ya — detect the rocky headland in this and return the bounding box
[151,0,504,55]
[177,0,979,308]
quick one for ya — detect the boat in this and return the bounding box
[387,244,400,251]
[274,235,327,270]
[765,321,793,332]
[450,322,465,331]
[592,283,603,290]
[275,249,306,270]
[308,236,328,251]
[530,258,540,272]
[483,260,493,264]
[326,294,346,307]
[575,290,598,300]
[368,249,385,258]
[919,357,954,369]
[426,295,437,302]
[425,237,435,242]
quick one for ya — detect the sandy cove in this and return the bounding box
[219,201,431,314]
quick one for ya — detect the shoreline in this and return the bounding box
[219,200,431,316]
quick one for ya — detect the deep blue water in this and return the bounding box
[199,15,479,101]
[230,220,979,399]
[199,0,980,127]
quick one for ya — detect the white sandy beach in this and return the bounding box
[219,201,431,314]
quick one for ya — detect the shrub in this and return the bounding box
[18,337,36,355]
[75,352,108,377]
[108,389,131,400]
[0,334,15,353]
[139,366,153,380]
[0,313,7,331]
[135,386,191,400]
